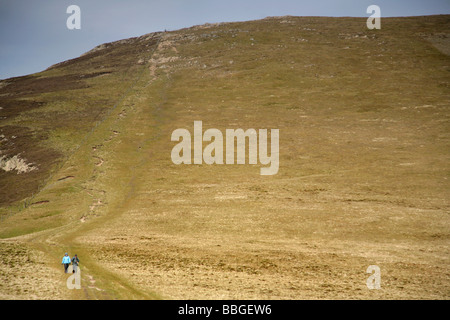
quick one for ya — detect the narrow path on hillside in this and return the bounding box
[4,33,171,300]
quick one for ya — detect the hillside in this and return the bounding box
[0,15,449,299]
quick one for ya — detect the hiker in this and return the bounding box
[62,253,71,273]
[71,254,80,273]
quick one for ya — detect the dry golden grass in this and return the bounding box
[0,15,449,299]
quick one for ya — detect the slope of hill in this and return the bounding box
[0,15,449,299]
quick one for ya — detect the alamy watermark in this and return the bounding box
[366,265,381,289]
[66,5,81,30]
[171,121,279,175]
[66,266,81,289]
[367,5,381,30]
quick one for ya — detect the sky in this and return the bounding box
[1,0,449,80]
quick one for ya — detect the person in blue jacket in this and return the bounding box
[62,253,71,273]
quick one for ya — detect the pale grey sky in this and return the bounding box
[1,0,449,79]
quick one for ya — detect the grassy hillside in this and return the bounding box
[0,15,449,299]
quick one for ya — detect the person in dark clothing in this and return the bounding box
[71,254,80,273]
